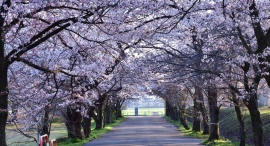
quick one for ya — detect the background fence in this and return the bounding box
[122,107,165,116]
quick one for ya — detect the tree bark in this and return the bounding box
[193,97,201,132]
[41,105,50,136]
[115,99,123,119]
[241,62,264,146]
[0,38,8,146]
[66,105,74,138]
[95,104,103,130]
[0,3,9,144]
[244,94,264,146]
[200,104,209,134]
[172,107,178,121]
[234,103,246,146]
[168,104,173,119]
[165,100,170,117]
[65,104,82,139]
[207,85,220,141]
[179,108,189,130]
[195,86,208,134]
[115,106,122,119]
[82,116,91,138]
[166,101,175,119]
[82,106,95,138]
[230,91,246,146]
[104,103,111,126]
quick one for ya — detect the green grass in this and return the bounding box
[163,116,207,139]
[57,117,126,146]
[218,106,270,145]
[6,117,126,146]
[167,106,270,145]
[164,116,241,146]
[202,140,241,146]
[6,123,67,146]
[258,106,270,114]
[122,107,164,116]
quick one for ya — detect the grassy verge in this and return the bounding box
[6,123,67,146]
[164,116,241,146]
[219,107,270,145]
[57,117,126,146]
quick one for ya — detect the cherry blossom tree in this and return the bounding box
[140,1,270,145]
[5,0,270,145]
[0,0,114,144]
[0,0,140,145]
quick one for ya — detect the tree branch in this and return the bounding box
[16,57,78,77]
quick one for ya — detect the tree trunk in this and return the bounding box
[82,116,90,138]
[74,106,82,139]
[196,86,209,135]
[168,104,173,119]
[66,105,75,138]
[230,90,246,146]
[115,100,122,119]
[200,103,209,135]
[165,101,174,119]
[0,1,10,145]
[82,106,95,138]
[65,104,82,139]
[179,107,189,130]
[207,85,220,141]
[193,97,201,132]
[234,103,246,146]
[172,107,178,121]
[41,105,50,136]
[165,100,169,117]
[95,104,103,130]
[115,106,122,119]
[0,40,8,146]
[104,104,110,126]
[244,94,264,146]
[241,57,263,145]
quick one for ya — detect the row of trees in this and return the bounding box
[1,0,270,146]
[0,0,138,145]
[1,0,199,145]
[137,1,270,146]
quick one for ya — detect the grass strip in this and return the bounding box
[57,117,126,146]
[163,116,241,146]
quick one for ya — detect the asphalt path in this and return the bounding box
[83,116,203,146]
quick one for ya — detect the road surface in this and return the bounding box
[84,116,203,146]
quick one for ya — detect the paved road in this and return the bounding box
[84,116,203,146]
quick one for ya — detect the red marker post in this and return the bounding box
[39,134,49,146]
[50,139,57,146]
